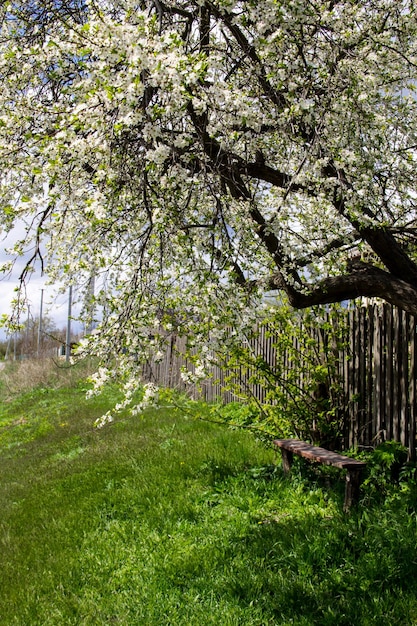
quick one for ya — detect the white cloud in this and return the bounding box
[0,224,83,341]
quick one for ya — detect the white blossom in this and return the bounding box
[0,0,416,422]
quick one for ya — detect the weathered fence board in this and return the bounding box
[143,304,417,458]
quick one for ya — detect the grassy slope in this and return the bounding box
[1,369,417,625]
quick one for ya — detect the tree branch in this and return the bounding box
[268,261,417,316]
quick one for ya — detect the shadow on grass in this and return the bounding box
[210,470,417,625]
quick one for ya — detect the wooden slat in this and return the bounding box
[348,308,356,446]
[392,307,401,440]
[384,305,393,441]
[273,439,366,470]
[409,316,417,461]
[373,308,382,442]
[400,312,409,447]
[358,307,366,442]
[365,305,374,446]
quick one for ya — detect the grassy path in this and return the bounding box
[1,377,417,625]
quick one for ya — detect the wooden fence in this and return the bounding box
[142,304,417,459]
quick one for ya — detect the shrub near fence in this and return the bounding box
[143,304,417,460]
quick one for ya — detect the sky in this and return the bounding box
[0,223,83,342]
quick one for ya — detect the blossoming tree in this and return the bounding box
[0,1,416,415]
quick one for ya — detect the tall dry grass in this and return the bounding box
[0,357,98,397]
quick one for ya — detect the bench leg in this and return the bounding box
[281,449,294,474]
[344,470,363,512]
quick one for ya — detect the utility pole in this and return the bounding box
[4,336,10,361]
[25,305,30,358]
[65,285,73,364]
[37,289,44,357]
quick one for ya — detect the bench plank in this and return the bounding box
[273,439,366,470]
[273,439,366,512]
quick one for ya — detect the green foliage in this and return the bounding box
[211,402,263,428]
[0,340,7,359]
[218,304,349,447]
[357,441,411,496]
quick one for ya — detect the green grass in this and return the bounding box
[1,366,417,625]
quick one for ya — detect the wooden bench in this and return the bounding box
[273,439,367,512]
